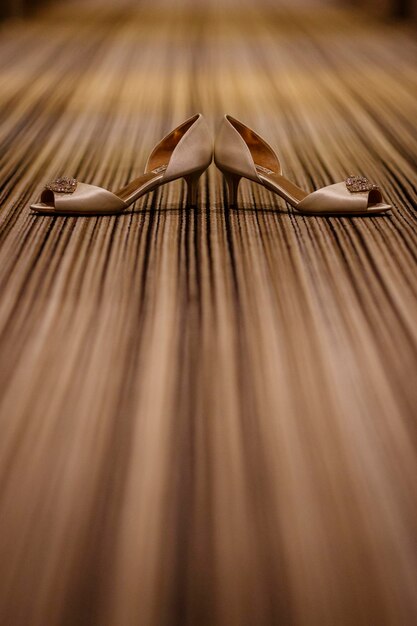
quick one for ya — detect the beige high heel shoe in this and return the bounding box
[31,114,212,215]
[214,115,391,215]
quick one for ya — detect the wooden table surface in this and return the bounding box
[0,1,416,624]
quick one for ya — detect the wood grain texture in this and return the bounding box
[0,0,416,624]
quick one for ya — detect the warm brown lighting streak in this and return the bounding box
[0,0,416,624]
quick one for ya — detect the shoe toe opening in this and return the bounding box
[31,189,56,212]
[40,189,55,206]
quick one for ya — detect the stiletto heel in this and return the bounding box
[31,114,213,215]
[214,115,391,215]
[184,170,204,205]
[223,171,241,206]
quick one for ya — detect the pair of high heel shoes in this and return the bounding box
[31,114,391,215]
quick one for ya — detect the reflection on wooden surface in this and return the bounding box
[0,0,416,624]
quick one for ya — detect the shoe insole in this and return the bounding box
[116,164,168,203]
[255,165,307,206]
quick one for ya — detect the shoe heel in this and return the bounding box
[184,170,204,206]
[223,171,241,206]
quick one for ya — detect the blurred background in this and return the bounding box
[2,0,417,18]
[0,1,416,626]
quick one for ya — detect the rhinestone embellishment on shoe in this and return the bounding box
[345,175,379,193]
[45,177,77,194]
